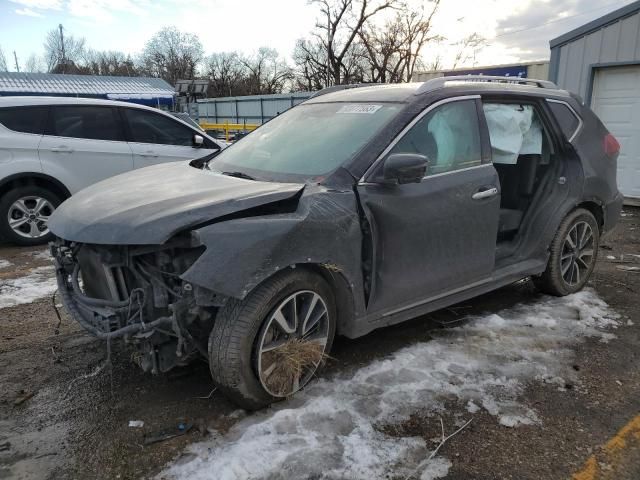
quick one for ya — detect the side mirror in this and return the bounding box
[193,134,204,147]
[383,153,429,184]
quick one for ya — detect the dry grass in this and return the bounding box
[262,338,328,397]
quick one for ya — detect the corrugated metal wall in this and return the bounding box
[550,7,640,100]
[198,92,311,124]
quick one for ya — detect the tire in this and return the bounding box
[0,186,62,246]
[208,269,336,410]
[533,208,600,296]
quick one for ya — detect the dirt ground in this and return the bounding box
[0,207,639,480]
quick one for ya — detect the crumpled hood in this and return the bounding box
[49,162,304,245]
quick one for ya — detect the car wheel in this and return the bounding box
[0,186,62,246]
[208,269,336,410]
[533,208,600,296]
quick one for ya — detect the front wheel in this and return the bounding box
[533,208,600,296]
[0,186,62,246]
[208,269,336,410]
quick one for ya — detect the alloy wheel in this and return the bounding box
[560,220,595,286]
[7,196,55,239]
[256,290,331,397]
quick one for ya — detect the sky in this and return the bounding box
[0,0,635,72]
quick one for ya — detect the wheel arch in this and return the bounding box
[576,199,604,233]
[295,263,357,337]
[0,172,71,202]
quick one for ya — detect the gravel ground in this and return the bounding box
[0,207,638,480]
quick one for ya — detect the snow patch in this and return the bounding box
[32,249,52,261]
[161,290,618,480]
[0,259,12,269]
[0,266,57,308]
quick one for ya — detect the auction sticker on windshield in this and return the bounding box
[337,104,382,114]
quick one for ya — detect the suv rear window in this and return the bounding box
[0,106,48,134]
[49,106,124,141]
[547,101,580,140]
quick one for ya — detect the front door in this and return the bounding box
[121,107,217,168]
[357,97,501,315]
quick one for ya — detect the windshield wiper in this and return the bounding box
[221,171,256,181]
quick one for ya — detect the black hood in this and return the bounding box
[49,162,304,245]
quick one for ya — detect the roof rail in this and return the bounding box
[307,83,371,99]
[417,75,558,94]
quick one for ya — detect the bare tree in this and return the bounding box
[451,33,486,69]
[44,25,87,73]
[400,1,441,82]
[24,54,46,73]
[82,50,137,76]
[353,1,440,83]
[311,0,396,85]
[0,45,7,72]
[139,26,204,85]
[206,52,246,96]
[239,48,293,94]
[292,39,329,91]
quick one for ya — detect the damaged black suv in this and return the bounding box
[50,76,623,409]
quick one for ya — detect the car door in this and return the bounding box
[121,107,218,168]
[0,105,48,175]
[39,105,133,194]
[356,97,501,315]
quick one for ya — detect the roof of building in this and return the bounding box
[0,72,175,98]
[550,0,640,49]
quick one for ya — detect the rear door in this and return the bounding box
[357,97,501,315]
[39,105,133,193]
[121,107,218,168]
[0,106,48,175]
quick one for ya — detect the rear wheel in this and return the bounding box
[533,208,599,296]
[208,269,336,410]
[0,186,62,246]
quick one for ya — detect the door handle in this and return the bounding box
[138,151,158,158]
[50,146,74,153]
[472,187,499,200]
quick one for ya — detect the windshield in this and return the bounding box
[210,102,403,181]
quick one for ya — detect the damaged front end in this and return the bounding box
[52,236,219,374]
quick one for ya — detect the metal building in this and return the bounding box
[0,72,176,109]
[198,92,311,125]
[412,61,549,82]
[549,0,640,201]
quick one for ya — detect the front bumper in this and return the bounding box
[52,242,174,340]
[51,240,214,373]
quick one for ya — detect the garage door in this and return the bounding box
[592,65,640,200]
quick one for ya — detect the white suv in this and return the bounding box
[0,97,224,245]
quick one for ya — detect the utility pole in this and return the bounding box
[13,51,19,72]
[59,24,65,61]
[59,24,65,73]
[326,14,331,87]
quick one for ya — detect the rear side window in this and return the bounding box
[547,101,580,140]
[49,106,124,141]
[482,103,543,164]
[123,108,194,146]
[0,106,48,134]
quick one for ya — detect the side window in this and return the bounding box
[124,108,194,146]
[547,101,580,140]
[0,106,48,134]
[390,100,482,175]
[50,106,123,141]
[482,102,545,164]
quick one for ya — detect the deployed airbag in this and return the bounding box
[483,104,542,164]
